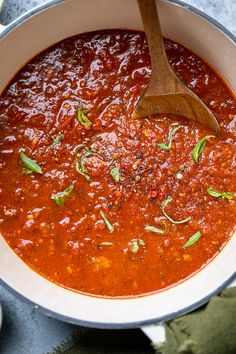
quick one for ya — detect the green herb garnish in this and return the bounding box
[207,188,234,200]
[76,159,91,180]
[145,222,167,234]
[22,168,33,175]
[51,185,74,206]
[192,135,215,163]
[20,151,42,174]
[162,197,192,224]
[100,211,114,233]
[108,156,115,167]
[130,239,145,253]
[110,167,120,182]
[157,125,182,151]
[75,147,95,180]
[138,239,145,247]
[77,105,92,129]
[76,151,91,180]
[99,242,113,246]
[51,134,63,148]
[130,240,139,253]
[183,231,201,248]
[83,147,94,157]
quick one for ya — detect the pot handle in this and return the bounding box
[141,323,165,346]
[141,279,236,346]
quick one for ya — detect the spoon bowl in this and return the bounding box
[134,0,220,135]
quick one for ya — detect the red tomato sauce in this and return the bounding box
[0,30,235,297]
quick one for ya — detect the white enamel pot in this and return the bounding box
[0,0,235,340]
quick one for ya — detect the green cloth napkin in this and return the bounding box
[49,287,236,354]
[162,287,236,354]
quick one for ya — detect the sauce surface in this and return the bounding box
[0,30,235,297]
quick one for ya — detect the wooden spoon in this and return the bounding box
[134,0,220,135]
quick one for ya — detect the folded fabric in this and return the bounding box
[161,287,236,354]
[49,287,236,354]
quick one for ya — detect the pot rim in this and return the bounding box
[0,0,235,44]
[0,0,235,329]
[0,272,236,329]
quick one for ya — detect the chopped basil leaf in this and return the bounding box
[221,192,234,200]
[75,147,95,180]
[207,188,234,200]
[130,240,139,253]
[84,147,95,157]
[108,156,115,167]
[207,188,222,198]
[110,167,120,182]
[162,197,192,224]
[157,143,170,151]
[100,211,114,233]
[172,126,182,134]
[138,239,145,247]
[130,239,145,253]
[51,185,74,207]
[51,134,63,148]
[183,231,201,248]
[77,105,92,129]
[22,168,33,175]
[192,135,215,163]
[157,125,182,151]
[20,151,42,174]
[99,242,113,246]
[145,222,167,234]
[76,158,91,180]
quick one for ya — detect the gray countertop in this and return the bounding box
[0,1,235,354]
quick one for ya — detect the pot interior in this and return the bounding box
[0,0,235,328]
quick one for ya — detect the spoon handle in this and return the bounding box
[138,0,177,95]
